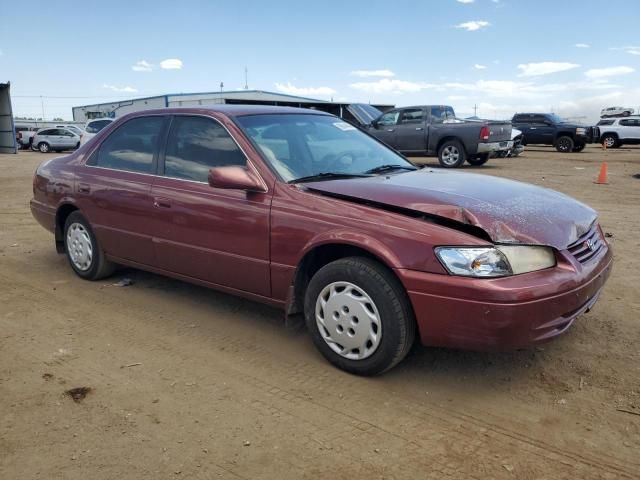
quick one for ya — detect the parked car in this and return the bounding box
[80,118,114,145]
[511,113,599,153]
[31,127,81,153]
[349,104,512,168]
[30,106,612,375]
[597,117,640,148]
[14,125,39,150]
[600,106,634,118]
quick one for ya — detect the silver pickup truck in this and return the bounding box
[346,104,513,168]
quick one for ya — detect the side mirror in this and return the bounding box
[208,166,265,192]
[371,120,379,129]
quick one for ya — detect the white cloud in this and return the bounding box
[447,95,467,101]
[575,43,590,48]
[610,46,640,56]
[350,69,395,78]
[456,0,475,3]
[474,63,487,70]
[132,60,153,72]
[585,66,635,78]
[103,83,138,93]
[275,82,336,97]
[455,20,490,31]
[349,78,435,94]
[517,62,580,76]
[160,58,183,70]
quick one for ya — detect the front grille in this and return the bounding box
[567,224,605,264]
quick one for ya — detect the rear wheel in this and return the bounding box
[38,142,50,153]
[601,134,618,149]
[555,136,574,153]
[304,257,416,376]
[466,153,490,166]
[64,211,115,280]
[623,111,630,117]
[437,140,466,168]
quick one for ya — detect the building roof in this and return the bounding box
[73,89,335,110]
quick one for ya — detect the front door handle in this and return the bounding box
[78,183,90,193]
[386,128,395,132]
[529,127,537,130]
[153,198,172,208]
[415,127,424,131]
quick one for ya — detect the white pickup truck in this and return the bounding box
[14,125,39,150]
[597,117,640,148]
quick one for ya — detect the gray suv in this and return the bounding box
[31,128,80,153]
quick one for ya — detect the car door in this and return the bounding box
[76,115,168,265]
[370,110,399,148]
[149,114,271,297]
[395,108,427,152]
[59,129,77,148]
[618,119,639,140]
[527,115,554,144]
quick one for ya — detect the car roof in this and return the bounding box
[86,118,114,123]
[122,105,335,119]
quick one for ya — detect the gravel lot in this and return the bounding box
[1,145,639,479]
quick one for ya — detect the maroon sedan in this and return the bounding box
[31,106,612,375]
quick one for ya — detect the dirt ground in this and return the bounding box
[1,145,639,479]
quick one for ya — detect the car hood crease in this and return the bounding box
[303,169,597,250]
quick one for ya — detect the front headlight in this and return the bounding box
[576,127,587,135]
[435,246,556,277]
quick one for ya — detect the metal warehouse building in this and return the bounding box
[72,90,392,123]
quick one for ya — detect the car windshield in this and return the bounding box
[236,114,415,182]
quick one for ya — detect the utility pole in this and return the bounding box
[220,82,224,92]
[244,67,248,90]
[40,95,45,120]
[473,104,478,117]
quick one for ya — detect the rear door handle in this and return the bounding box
[78,183,90,193]
[415,127,424,131]
[153,197,172,208]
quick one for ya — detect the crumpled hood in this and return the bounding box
[304,169,597,249]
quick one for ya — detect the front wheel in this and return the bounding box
[601,134,618,149]
[437,140,466,168]
[64,211,115,280]
[304,257,416,376]
[555,136,574,153]
[466,153,490,166]
[623,111,630,117]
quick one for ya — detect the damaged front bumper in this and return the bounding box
[395,244,612,351]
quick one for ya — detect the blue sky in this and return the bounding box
[2,0,639,121]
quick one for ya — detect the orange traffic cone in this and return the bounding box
[595,162,608,184]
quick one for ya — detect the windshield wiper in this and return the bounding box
[289,172,372,184]
[365,164,417,174]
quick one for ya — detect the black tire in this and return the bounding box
[572,143,586,152]
[601,134,618,149]
[437,139,466,168]
[555,136,574,153]
[38,142,50,153]
[63,211,115,280]
[623,111,630,117]
[466,153,490,166]
[304,257,416,376]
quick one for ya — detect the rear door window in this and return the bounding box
[90,116,165,174]
[38,129,56,136]
[163,116,246,182]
